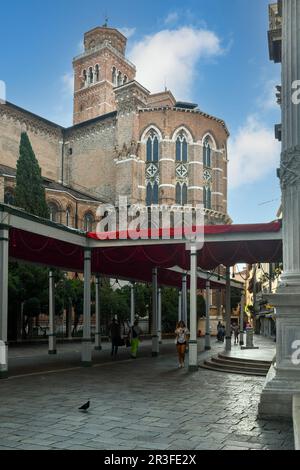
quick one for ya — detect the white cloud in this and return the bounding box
[119,27,136,39]
[61,72,74,96]
[77,39,84,53]
[228,115,280,189]
[257,78,280,111]
[164,12,179,25]
[128,27,223,100]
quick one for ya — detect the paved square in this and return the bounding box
[0,339,295,450]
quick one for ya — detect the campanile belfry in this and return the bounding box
[73,25,136,124]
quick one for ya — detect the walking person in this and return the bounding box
[233,323,240,345]
[129,320,143,359]
[109,318,121,359]
[175,321,190,369]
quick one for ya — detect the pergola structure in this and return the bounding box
[0,203,282,377]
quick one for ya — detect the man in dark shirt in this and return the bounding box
[109,318,121,358]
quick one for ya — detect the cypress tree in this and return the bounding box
[15,132,49,218]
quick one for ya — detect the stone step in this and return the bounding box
[218,353,272,366]
[200,361,268,377]
[211,356,271,369]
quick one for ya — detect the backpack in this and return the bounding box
[132,326,138,339]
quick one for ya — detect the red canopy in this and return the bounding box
[8,221,282,289]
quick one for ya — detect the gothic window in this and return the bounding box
[4,188,15,206]
[123,75,128,84]
[89,67,94,85]
[203,186,212,210]
[117,71,122,87]
[176,132,188,162]
[145,129,160,206]
[112,67,117,86]
[175,183,188,206]
[83,212,95,232]
[48,202,60,223]
[203,138,212,168]
[95,64,100,82]
[146,131,159,163]
[66,207,72,227]
[146,182,159,206]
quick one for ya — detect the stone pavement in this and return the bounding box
[0,337,294,450]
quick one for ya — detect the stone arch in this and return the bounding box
[171,126,194,144]
[140,124,163,143]
[47,198,62,224]
[83,211,95,232]
[201,131,218,150]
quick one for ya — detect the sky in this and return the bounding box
[0,0,282,224]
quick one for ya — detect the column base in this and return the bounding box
[241,346,259,350]
[48,350,57,355]
[0,370,8,379]
[258,364,300,420]
[81,361,93,368]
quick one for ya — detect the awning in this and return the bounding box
[2,205,282,289]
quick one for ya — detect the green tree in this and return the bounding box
[8,133,51,339]
[15,132,49,218]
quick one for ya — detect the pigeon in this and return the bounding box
[78,401,90,412]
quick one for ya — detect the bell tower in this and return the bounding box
[73,25,136,125]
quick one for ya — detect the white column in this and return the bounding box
[189,245,198,371]
[82,248,92,365]
[240,292,245,346]
[158,288,162,344]
[182,274,187,325]
[130,283,135,326]
[0,225,9,379]
[152,268,159,356]
[66,297,72,340]
[178,291,182,322]
[259,0,300,418]
[48,271,57,355]
[225,267,231,352]
[95,276,102,351]
[205,280,211,350]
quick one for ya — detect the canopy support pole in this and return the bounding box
[82,248,92,366]
[152,267,159,357]
[48,271,57,355]
[205,280,211,350]
[0,225,9,379]
[240,292,245,346]
[225,267,232,352]
[182,274,187,326]
[130,283,135,326]
[189,245,198,371]
[158,288,162,344]
[95,275,102,351]
[178,291,182,322]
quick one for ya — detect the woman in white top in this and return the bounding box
[175,321,190,368]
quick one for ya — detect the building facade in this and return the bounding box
[0,25,231,229]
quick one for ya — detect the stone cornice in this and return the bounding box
[0,102,63,139]
[139,106,229,137]
[73,42,136,72]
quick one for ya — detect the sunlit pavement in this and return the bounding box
[0,336,294,450]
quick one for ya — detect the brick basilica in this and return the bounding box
[0,24,231,231]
